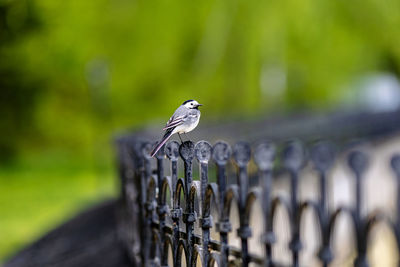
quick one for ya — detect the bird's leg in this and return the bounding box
[184,133,190,141]
[178,133,183,144]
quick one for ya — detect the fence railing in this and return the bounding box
[116,137,400,267]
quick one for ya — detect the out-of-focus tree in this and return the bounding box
[0,0,43,161]
[1,0,400,162]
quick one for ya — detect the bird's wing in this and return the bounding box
[163,114,186,130]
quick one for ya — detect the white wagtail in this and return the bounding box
[151,100,202,157]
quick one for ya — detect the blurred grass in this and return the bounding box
[0,150,116,263]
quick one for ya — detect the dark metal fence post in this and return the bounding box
[141,142,155,265]
[155,147,168,266]
[254,141,276,267]
[348,151,369,267]
[213,141,232,267]
[311,142,335,267]
[121,139,143,266]
[179,141,196,266]
[283,141,305,267]
[166,141,180,192]
[233,142,252,267]
[165,141,180,266]
[390,154,400,267]
[195,141,213,266]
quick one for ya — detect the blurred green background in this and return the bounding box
[1,0,400,263]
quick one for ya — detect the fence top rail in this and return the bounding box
[118,108,400,147]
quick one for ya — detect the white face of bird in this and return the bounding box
[182,100,202,109]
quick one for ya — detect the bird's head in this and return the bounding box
[182,99,203,109]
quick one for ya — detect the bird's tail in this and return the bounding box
[151,129,174,157]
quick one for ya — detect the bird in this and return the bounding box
[151,99,202,157]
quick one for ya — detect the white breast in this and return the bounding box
[175,112,200,134]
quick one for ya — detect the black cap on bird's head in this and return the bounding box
[182,99,194,105]
[182,99,203,109]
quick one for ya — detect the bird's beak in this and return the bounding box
[197,103,203,107]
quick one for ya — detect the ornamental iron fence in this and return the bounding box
[116,136,400,267]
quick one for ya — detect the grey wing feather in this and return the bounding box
[163,116,185,130]
[163,106,187,130]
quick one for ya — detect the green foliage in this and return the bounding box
[2,0,400,158]
[0,0,43,160]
